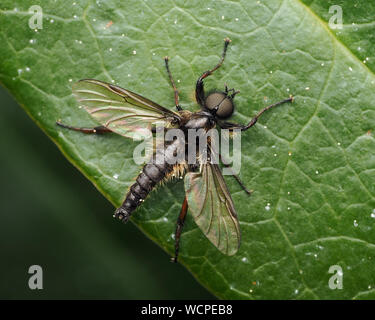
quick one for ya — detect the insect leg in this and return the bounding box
[219,154,252,195]
[164,56,182,111]
[219,96,294,131]
[172,196,188,263]
[56,121,111,134]
[195,38,231,106]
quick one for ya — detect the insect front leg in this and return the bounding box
[172,196,188,263]
[219,96,294,131]
[195,37,231,106]
[164,56,182,111]
[56,121,111,134]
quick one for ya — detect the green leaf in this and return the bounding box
[1,0,374,299]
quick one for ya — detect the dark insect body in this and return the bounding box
[57,38,293,262]
[120,139,182,220]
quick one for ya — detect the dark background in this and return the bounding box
[0,85,213,299]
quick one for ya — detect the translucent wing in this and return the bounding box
[184,163,241,255]
[73,79,181,139]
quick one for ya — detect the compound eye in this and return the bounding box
[205,92,234,119]
[217,97,234,118]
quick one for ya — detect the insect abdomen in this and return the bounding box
[114,162,172,223]
[114,137,184,222]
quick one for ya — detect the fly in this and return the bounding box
[56,38,293,262]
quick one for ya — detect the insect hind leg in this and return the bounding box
[56,121,111,134]
[172,196,188,263]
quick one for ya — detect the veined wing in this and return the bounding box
[184,163,241,255]
[73,79,181,139]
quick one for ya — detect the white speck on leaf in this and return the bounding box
[113,174,119,179]
[354,220,358,227]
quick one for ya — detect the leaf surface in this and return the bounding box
[1,0,374,299]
